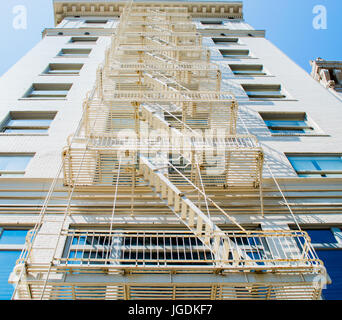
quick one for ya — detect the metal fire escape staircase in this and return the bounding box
[10,3,327,300]
[65,5,264,261]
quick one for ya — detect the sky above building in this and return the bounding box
[0,0,340,77]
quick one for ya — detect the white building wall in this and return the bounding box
[204,34,342,179]
[0,33,111,178]
[0,4,341,300]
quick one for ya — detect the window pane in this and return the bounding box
[242,85,285,99]
[315,158,342,171]
[246,90,283,96]
[70,37,98,44]
[288,156,342,177]
[46,69,80,74]
[85,20,108,24]
[316,250,342,300]
[266,120,310,134]
[0,229,28,244]
[288,158,317,172]
[47,70,79,75]
[68,250,83,264]
[233,70,266,75]
[230,65,265,75]
[265,120,307,127]
[224,53,249,57]
[59,49,91,57]
[221,50,249,58]
[7,119,52,127]
[29,90,69,97]
[325,173,342,178]
[201,21,222,25]
[306,229,337,244]
[72,236,86,245]
[4,129,48,134]
[0,250,21,300]
[213,38,238,44]
[0,156,32,171]
[269,128,306,134]
[25,84,72,99]
[45,63,83,75]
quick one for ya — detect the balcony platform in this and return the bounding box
[11,229,324,300]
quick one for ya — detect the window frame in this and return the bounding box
[289,225,342,300]
[200,20,223,25]
[57,48,92,58]
[259,112,323,136]
[0,227,31,300]
[302,227,341,247]
[0,227,31,247]
[23,83,73,99]
[242,84,287,100]
[220,49,251,59]
[69,36,98,44]
[0,153,34,177]
[212,37,240,45]
[83,19,108,27]
[287,154,342,178]
[230,64,267,76]
[42,63,83,76]
[0,111,56,135]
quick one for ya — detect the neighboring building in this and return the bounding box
[0,0,341,300]
[311,58,342,102]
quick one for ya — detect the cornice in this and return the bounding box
[311,60,342,70]
[53,1,243,25]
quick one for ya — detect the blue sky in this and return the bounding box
[0,0,341,76]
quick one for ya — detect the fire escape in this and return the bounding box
[11,3,326,300]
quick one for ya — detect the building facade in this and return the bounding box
[0,0,341,300]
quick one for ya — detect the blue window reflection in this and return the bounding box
[288,156,342,177]
[306,229,338,244]
[0,229,28,300]
[316,250,342,300]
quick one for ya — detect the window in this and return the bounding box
[288,155,342,177]
[24,83,72,98]
[84,20,108,25]
[0,154,33,176]
[212,38,239,45]
[0,112,56,134]
[43,63,83,75]
[293,227,342,300]
[305,229,338,244]
[230,64,266,76]
[220,49,250,59]
[62,230,215,266]
[201,20,223,25]
[0,228,29,300]
[241,84,286,99]
[316,250,342,300]
[58,48,91,57]
[69,37,98,44]
[61,225,261,267]
[260,112,317,135]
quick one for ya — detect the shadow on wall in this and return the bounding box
[236,106,298,178]
[236,104,302,142]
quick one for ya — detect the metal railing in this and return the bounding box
[12,282,322,300]
[51,229,322,273]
